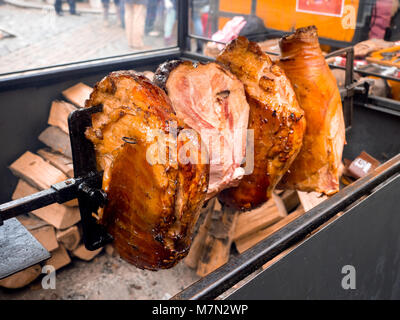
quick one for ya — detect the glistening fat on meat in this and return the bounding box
[278,26,346,195]
[85,71,209,270]
[216,36,306,210]
[154,61,250,199]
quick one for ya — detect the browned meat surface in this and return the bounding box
[278,26,345,195]
[85,71,209,270]
[217,36,306,210]
[154,61,250,199]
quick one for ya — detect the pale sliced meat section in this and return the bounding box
[154,61,250,198]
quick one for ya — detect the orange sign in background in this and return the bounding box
[296,0,344,17]
[218,0,359,42]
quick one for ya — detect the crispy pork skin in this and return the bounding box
[154,61,250,198]
[278,26,345,195]
[217,36,306,210]
[85,71,209,270]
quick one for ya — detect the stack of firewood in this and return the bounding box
[185,189,328,277]
[0,83,103,289]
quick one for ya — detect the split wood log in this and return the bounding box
[0,264,42,289]
[184,199,216,269]
[279,190,300,213]
[73,244,102,261]
[10,150,77,206]
[46,244,71,270]
[48,100,77,134]
[10,151,67,190]
[235,205,305,254]
[31,225,59,252]
[17,214,48,230]
[38,126,72,158]
[233,193,287,242]
[62,82,92,108]
[196,206,239,277]
[56,225,81,251]
[297,191,328,212]
[37,149,74,178]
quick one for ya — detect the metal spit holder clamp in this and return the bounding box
[326,46,356,129]
[326,47,376,130]
[68,105,113,251]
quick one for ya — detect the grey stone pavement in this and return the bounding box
[0,1,170,75]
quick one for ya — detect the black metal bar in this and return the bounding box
[339,78,372,99]
[76,177,112,250]
[209,0,220,34]
[355,94,400,117]
[227,174,400,299]
[344,47,355,128]
[69,105,102,178]
[0,173,104,226]
[345,48,355,87]
[0,189,56,223]
[251,0,257,15]
[216,10,251,19]
[361,103,400,117]
[182,51,217,63]
[0,178,80,224]
[355,65,400,83]
[68,105,113,250]
[330,63,400,83]
[0,47,178,79]
[186,33,280,57]
[0,48,181,92]
[325,47,353,59]
[177,0,190,53]
[324,47,355,128]
[188,34,226,45]
[173,153,400,300]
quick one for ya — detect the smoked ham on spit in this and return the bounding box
[278,26,345,195]
[85,71,209,270]
[217,36,306,210]
[81,29,346,270]
[154,61,250,199]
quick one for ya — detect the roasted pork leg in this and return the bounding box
[278,26,345,195]
[217,36,306,210]
[154,61,250,199]
[85,71,209,270]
